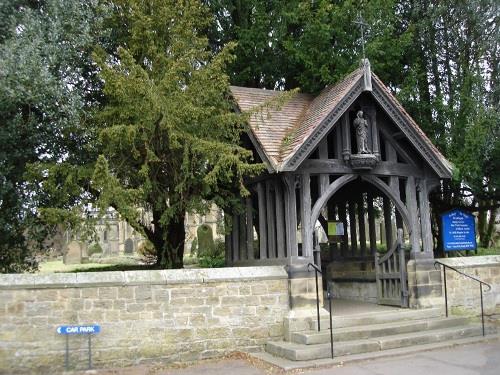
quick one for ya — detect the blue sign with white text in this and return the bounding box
[441,209,477,252]
[57,325,100,335]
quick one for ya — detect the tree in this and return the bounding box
[93,0,262,268]
[0,0,103,272]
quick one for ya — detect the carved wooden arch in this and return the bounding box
[360,175,411,233]
[310,174,357,227]
[309,174,412,236]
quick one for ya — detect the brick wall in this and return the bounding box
[0,267,289,374]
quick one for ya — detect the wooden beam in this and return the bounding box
[383,197,393,247]
[338,201,348,257]
[367,192,377,255]
[342,113,351,161]
[300,173,313,257]
[357,194,367,256]
[348,199,358,255]
[405,176,420,254]
[232,214,239,261]
[335,126,343,160]
[367,107,380,159]
[246,197,254,259]
[239,214,246,260]
[419,179,433,254]
[378,126,417,167]
[266,180,276,258]
[275,182,286,258]
[257,182,267,259]
[297,159,423,177]
[284,175,298,257]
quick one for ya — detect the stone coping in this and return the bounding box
[0,266,288,289]
[436,255,500,269]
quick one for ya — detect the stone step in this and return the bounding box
[254,333,500,371]
[292,317,470,345]
[311,307,443,330]
[266,324,489,361]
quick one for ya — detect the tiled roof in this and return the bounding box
[281,68,363,159]
[230,86,313,167]
[230,67,452,177]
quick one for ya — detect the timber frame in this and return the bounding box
[227,59,452,271]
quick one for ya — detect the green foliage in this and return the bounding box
[198,239,226,268]
[0,0,103,272]
[93,0,263,269]
[197,224,215,257]
[87,243,103,257]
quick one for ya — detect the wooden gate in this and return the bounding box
[375,228,409,307]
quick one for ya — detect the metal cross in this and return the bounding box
[354,12,368,59]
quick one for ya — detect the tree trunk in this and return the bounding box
[156,212,186,269]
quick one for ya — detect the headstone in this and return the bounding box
[124,238,134,254]
[63,240,82,264]
[197,224,215,257]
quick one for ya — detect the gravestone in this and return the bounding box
[124,238,134,254]
[63,240,82,264]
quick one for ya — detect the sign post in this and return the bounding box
[441,209,477,252]
[57,324,100,371]
[327,221,344,242]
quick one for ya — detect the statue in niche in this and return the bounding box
[353,111,370,154]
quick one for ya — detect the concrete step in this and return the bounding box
[266,324,490,361]
[292,317,470,345]
[311,307,442,330]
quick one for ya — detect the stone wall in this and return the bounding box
[435,256,500,316]
[0,267,288,374]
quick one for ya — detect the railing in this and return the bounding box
[307,263,322,331]
[307,263,334,359]
[434,260,492,336]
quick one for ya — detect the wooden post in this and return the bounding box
[232,214,239,262]
[238,214,246,260]
[419,180,433,254]
[246,197,254,259]
[301,173,313,257]
[348,199,358,255]
[266,181,276,258]
[284,175,298,258]
[328,201,338,260]
[383,197,393,246]
[367,192,377,255]
[338,201,348,257]
[275,182,286,258]
[225,216,232,264]
[405,176,420,254]
[342,113,351,161]
[257,182,267,259]
[357,194,367,256]
[367,107,379,159]
[335,126,343,160]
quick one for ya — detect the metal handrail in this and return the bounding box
[307,262,334,359]
[307,263,322,332]
[434,260,492,336]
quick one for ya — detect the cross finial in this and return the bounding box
[354,12,368,60]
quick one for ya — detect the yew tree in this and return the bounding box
[93,0,261,268]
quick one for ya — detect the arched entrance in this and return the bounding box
[309,175,414,307]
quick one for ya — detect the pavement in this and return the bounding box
[76,340,500,375]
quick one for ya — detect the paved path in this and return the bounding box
[80,341,500,375]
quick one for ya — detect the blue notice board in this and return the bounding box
[441,209,477,252]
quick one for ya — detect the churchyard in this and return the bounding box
[1,1,498,374]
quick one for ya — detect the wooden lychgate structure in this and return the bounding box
[226,59,452,307]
